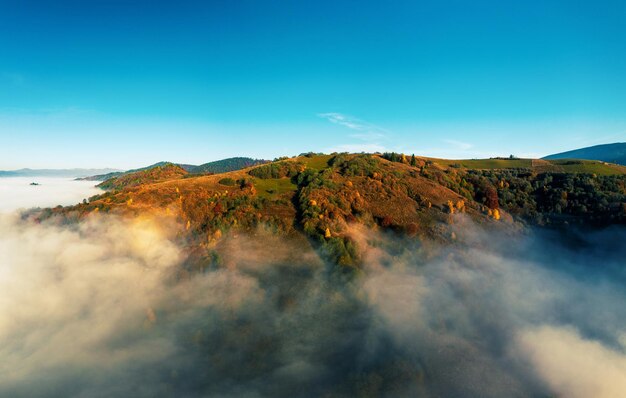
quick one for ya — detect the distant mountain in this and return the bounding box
[0,168,120,178]
[78,162,197,181]
[78,171,125,181]
[149,161,197,172]
[543,143,626,165]
[191,157,268,174]
[79,157,268,181]
[97,163,188,190]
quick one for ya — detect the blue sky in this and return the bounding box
[1,0,625,169]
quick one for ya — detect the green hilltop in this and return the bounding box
[36,152,626,270]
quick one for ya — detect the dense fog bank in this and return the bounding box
[0,212,625,397]
[0,177,101,212]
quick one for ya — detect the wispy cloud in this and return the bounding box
[318,113,389,134]
[350,131,388,141]
[320,112,391,153]
[319,112,367,130]
[327,143,388,153]
[444,139,473,151]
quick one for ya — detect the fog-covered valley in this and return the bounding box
[1,181,625,397]
[0,177,101,212]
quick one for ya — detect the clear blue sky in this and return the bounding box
[1,0,625,169]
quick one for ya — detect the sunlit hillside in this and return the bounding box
[33,152,626,270]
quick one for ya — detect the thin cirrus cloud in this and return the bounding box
[444,139,474,151]
[319,112,390,153]
[327,143,388,154]
[318,112,371,130]
[318,113,388,134]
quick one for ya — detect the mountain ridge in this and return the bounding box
[543,142,626,165]
[78,157,268,181]
[0,168,121,178]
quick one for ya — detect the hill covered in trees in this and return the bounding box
[191,157,268,174]
[36,152,626,270]
[96,163,189,190]
[78,161,196,181]
[79,157,268,181]
[543,142,626,165]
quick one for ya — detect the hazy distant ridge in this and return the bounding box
[543,142,626,165]
[0,168,121,178]
[79,157,268,181]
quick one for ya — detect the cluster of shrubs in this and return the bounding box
[296,168,336,189]
[382,152,418,166]
[181,191,277,242]
[299,151,325,158]
[418,165,478,201]
[295,170,358,267]
[248,161,303,179]
[329,154,381,177]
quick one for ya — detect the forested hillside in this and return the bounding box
[191,157,268,174]
[35,153,626,270]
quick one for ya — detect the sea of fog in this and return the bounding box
[1,176,625,397]
[0,177,102,213]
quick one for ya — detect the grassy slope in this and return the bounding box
[427,157,626,175]
[546,159,626,175]
[430,158,532,169]
[253,178,297,199]
[298,154,333,170]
